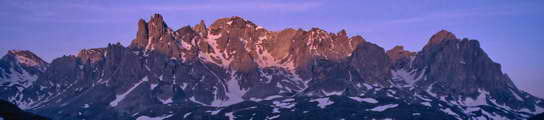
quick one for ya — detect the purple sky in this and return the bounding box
[1,0,543,98]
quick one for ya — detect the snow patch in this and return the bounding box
[462,89,488,106]
[3,69,40,110]
[362,83,374,90]
[210,76,247,106]
[110,76,149,107]
[391,68,425,88]
[150,83,158,90]
[510,89,524,101]
[180,82,188,90]
[310,97,334,109]
[207,109,222,115]
[421,102,431,107]
[535,105,544,114]
[82,104,90,108]
[322,90,343,96]
[181,40,193,50]
[136,114,174,120]
[200,33,234,67]
[370,104,398,111]
[183,112,191,118]
[159,97,173,104]
[349,97,378,103]
[256,26,264,29]
[264,95,283,100]
[426,83,437,96]
[268,115,280,119]
[0,68,38,88]
[441,107,460,119]
[480,109,507,120]
[273,100,295,109]
[225,112,235,120]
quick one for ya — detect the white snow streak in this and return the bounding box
[136,114,173,120]
[349,97,378,103]
[510,89,524,101]
[322,90,343,96]
[110,76,149,107]
[370,104,398,111]
[159,97,173,104]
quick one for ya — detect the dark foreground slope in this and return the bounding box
[0,100,48,120]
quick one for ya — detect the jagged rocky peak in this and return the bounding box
[427,29,457,46]
[303,27,365,60]
[337,29,347,36]
[0,50,46,87]
[3,50,47,69]
[306,27,332,42]
[148,14,169,36]
[77,48,106,64]
[193,20,207,37]
[128,14,201,60]
[411,30,538,110]
[130,14,172,49]
[349,35,366,47]
[195,16,371,72]
[387,45,413,56]
[386,45,415,70]
[203,16,264,46]
[349,41,392,86]
[386,46,415,62]
[209,16,259,30]
[129,19,149,49]
[127,14,370,70]
[334,29,361,48]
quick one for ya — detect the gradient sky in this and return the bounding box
[1,0,543,97]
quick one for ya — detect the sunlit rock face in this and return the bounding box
[0,14,542,120]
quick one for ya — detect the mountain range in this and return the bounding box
[0,14,542,120]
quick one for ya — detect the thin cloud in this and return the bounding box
[1,1,323,23]
[17,1,324,13]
